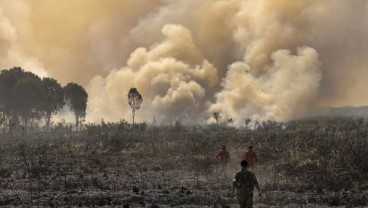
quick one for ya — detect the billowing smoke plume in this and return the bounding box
[210,47,321,122]
[88,24,219,122]
[1,0,368,124]
[0,4,48,77]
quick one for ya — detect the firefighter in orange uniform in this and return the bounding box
[216,145,230,178]
[244,145,257,171]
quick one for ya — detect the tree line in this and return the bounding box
[0,67,88,133]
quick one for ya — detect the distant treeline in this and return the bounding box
[0,67,88,133]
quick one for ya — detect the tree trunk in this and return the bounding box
[1,113,6,134]
[24,116,28,135]
[132,108,135,126]
[75,116,79,132]
[46,112,51,131]
[132,113,135,126]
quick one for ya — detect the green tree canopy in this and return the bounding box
[0,67,86,133]
[64,82,88,131]
[42,77,65,129]
[11,77,46,128]
[0,67,41,109]
[128,88,143,125]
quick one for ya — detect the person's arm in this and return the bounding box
[255,182,261,193]
[232,173,239,197]
[216,151,221,159]
[252,173,261,194]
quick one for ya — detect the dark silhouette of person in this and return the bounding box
[233,160,261,208]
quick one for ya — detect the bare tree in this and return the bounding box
[213,112,221,127]
[128,88,143,125]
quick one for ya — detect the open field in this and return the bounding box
[0,117,368,207]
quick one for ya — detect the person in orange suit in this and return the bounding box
[216,145,230,178]
[244,145,257,171]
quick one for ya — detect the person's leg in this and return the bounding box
[249,163,255,171]
[223,162,228,178]
[237,193,246,208]
[244,196,253,208]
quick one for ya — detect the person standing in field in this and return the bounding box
[216,145,230,178]
[244,145,257,171]
[233,160,261,208]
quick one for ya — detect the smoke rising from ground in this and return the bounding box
[1,0,368,124]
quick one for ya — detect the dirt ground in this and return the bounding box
[1,123,368,207]
[1,158,367,207]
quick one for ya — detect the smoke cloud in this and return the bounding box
[0,4,48,77]
[1,0,368,124]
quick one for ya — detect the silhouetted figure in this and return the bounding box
[244,145,257,171]
[233,160,261,208]
[216,145,230,178]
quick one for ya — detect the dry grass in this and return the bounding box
[0,116,367,207]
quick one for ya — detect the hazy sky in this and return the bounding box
[1,0,368,123]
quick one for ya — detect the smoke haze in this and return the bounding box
[1,0,368,124]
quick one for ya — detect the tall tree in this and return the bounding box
[127,88,143,125]
[42,78,65,130]
[64,83,88,131]
[0,75,8,133]
[11,77,46,129]
[0,67,41,132]
[213,112,221,127]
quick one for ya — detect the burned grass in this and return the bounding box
[0,117,367,207]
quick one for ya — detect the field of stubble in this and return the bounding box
[0,117,368,207]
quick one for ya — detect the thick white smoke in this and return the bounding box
[1,0,368,124]
[210,47,321,122]
[0,5,48,77]
[87,25,219,123]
